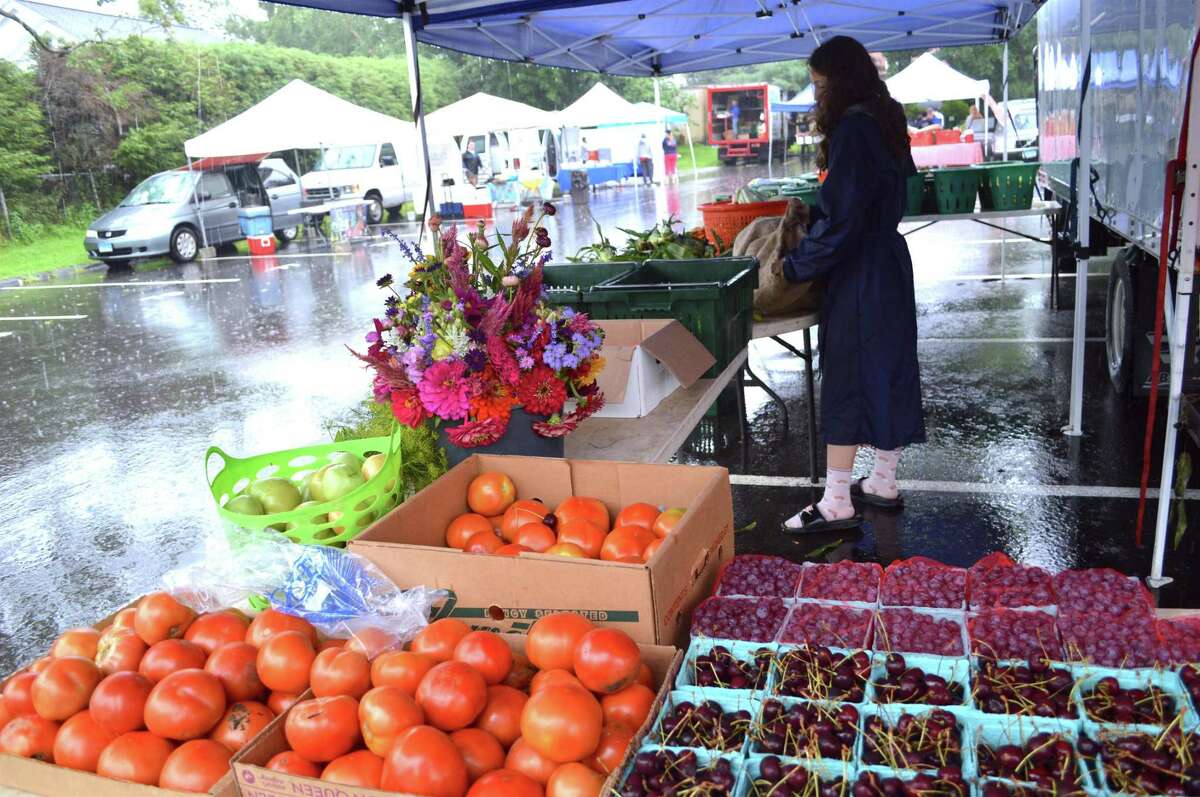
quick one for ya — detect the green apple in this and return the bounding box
[248,477,302,514]
[320,464,366,501]
[226,494,265,515]
[306,466,331,502]
[329,451,363,472]
[284,501,327,532]
[361,453,387,482]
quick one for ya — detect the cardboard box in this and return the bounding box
[231,635,681,797]
[349,455,735,646]
[0,601,238,797]
[593,319,715,419]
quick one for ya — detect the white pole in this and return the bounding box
[1002,40,1010,162]
[1148,13,1200,587]
[1064,0,1091,437]
[653,77,661,106]
[983,97,990,160]
[186,155,209,251]
[402,10,433,243]
[767,110,774,178]
[685,122,698,183]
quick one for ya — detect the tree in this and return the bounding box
[0,62,50,190]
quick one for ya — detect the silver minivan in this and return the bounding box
[85,160,303,265]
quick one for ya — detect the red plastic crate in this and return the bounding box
[463,202,493,219]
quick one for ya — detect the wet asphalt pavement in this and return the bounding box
[1,161,1195,671]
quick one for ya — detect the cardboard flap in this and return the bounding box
[596,344,636,403]
[640,321,716,388]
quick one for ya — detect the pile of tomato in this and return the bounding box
[0,592,377,792]
[265,611,656,796]
[448,471,686,563]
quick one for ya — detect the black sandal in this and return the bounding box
[782,505,862,535]
[850,478,904,510]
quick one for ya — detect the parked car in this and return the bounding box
[85,162,302,265]
[300,142,413,224]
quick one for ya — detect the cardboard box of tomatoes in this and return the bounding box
[229,619,681,797]
[348,455,735,646]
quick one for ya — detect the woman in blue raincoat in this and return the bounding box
[780,35,926,533]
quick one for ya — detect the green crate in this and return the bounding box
[932,168,982,214]
[781,185,820,206]
[542,262,634,308]
[905,174,925,215]
[976,162,1040,211]
[584,257,758,379]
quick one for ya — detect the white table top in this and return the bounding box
[286,198,370,215]
[753,312,820,339]
[902,200,1061,225]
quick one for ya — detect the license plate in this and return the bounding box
[98,241,113,253]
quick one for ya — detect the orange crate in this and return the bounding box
[911,130,935,146]
[699,199,789,250]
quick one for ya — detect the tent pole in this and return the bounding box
[1064,0,1091,438]
[402,10,434,245]
[767,109,774,178]
[653,77,661,106]
[1002,41,1009,162]
[187,155,209,252]
[685,123,697,184]
[983,96,989,160]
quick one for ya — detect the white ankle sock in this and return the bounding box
[864,448,901,499]
[817,465,855,520]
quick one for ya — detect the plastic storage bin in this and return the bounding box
[932,168,982,214]
[698,199,789,249]
[238,205,273,237]
[541,262,634,309]
[585,257,758,379]
[977,162,1041,211]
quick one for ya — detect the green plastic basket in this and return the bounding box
[542,263,633,308]
[932,168,982,214]
[976,162,1040,211]
[781,185,820,206]
[205,430,403,546]
[905,174,925,215]
[584,257,758,379]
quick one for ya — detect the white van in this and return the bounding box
[458,129,546,181]
[300,141,414,224]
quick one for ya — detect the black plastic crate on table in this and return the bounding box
[582,257,758,379]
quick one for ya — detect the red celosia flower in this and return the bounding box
[518,366,567,416]
[447,417,507,448]
[390,387,429,428]
[488,334,521,386]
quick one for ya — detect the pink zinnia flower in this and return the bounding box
[390,387,429,428]
[447,417,507,448]
[418,359,470,420]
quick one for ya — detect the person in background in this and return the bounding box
[730,99,741,136]
[960,106,983,131]
[637,133,654,184]
[462,140,482,186]
[778,35,926,533]
[925,106,945,129]
[662,129,679,184]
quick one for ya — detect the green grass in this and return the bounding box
[0,226,91,280]
[684,144,721,170]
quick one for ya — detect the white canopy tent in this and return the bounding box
[886,52,990,105]
[425,91,559,135]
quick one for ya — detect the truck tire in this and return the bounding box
[169,225,200,263]
[366,192,384,225]
[1105,248,1137,396]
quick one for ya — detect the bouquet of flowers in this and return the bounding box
[356,204,606,450]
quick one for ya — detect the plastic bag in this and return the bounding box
[163,525,445,658]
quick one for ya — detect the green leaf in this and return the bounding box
[735,521,757,533]
[805,539,845,558]
[1173,450,1192,549]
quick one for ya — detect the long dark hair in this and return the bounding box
[810,36,910,170]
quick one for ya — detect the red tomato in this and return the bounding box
[318,638,347,653]
[244,609,317,648]
[572,628,641,694]
[205,641,266,703]
[547,762,605,797]
[209,700,274,753]
[614,502,660,530]
[506,737,558,785]
[139,639,207,683]
[89,671,153,734]
[502,652,537,692]
[544,543,587,558]
[463,531,505,554]
[111,608,138,632]
[468,768,544,797]
[453,631,513,686]
[359,686,425,757]
[600,684,655,729]
[256,630,315,694]
[513,523,556,553]
[3,671,36,717]
[642,538,664,562]
[267,691,300,715]
[266,750,321,777]
[133,592,196,646]
[529,669,584,694]
[0,698,9,729]
[474,685,528,749]
[322,749,384,787]
[527,613,594,672]
[29,657,52,674]
[501,500,548,542]
[96,731,176,785]
[0,715,60,761]
[634,663,653,689]
[467,472,516,516]
[411,619,471,663]
[51,628,101,660]
[311,647,371,699]
[285,695,361,763]
[371,651,435,694]
[184,612,249,656]
[32,656,102,720]
[553,520,606,559]
[346,627,399,660]
[381,725,469,797]
[600,526,655,562]
[144,669,227,741]
[554,497,610,534]
[417,661,488,731]
[519,685,603,764]
[586,723,634,774]
[652,507,686,537]
[495,543,531,556]
[159,739,231,792]
[95,628,147,675]
[451,728,506,782]
[447,513,495,549]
